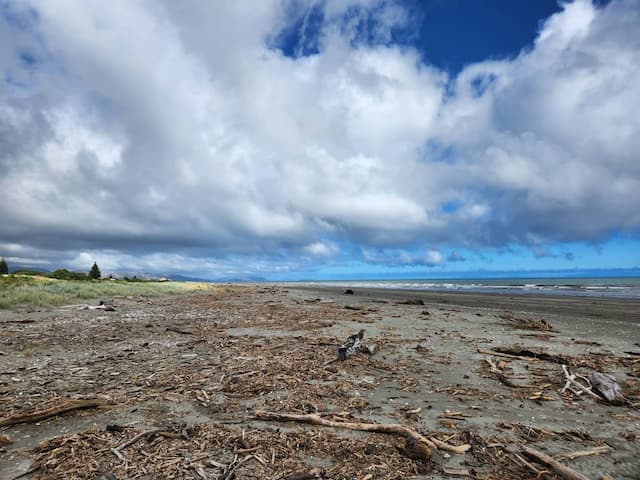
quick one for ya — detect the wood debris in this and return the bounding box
[1,286,637,479]
[0,399,105,427]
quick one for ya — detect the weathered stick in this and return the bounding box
[111,429,163,461]
[555,446,613,461]
[484,358,518,388]
[254,410,470,454]
[477,348,538,361]
[523,446,592,480]
[0,399,105,427]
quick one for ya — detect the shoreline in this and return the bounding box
[288,284,640,324]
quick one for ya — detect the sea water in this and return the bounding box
[297,277,640,299]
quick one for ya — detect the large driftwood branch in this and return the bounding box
[479,347,569,364]
[561,365,601,400]
[523,446,592,480]
[0,399,105,427]
[254,410,470,455]
[337,329,365,361]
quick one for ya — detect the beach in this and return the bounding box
[1,285,638,479]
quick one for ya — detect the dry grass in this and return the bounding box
[0,274,217,309]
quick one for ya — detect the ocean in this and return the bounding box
[296,277,640,299]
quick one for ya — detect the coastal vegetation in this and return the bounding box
[0,274,214,309]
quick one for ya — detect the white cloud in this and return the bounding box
[0,0,638,276]
[303,242,338,257]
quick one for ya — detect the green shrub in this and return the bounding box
[51,269,89,280]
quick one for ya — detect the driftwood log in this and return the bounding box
[555,445,613,461]
[254,410,471,454]
[0,399,105,427]
[492,347,569,364]
[337,329,366,361]
[523,446,592,480]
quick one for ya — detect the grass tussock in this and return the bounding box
[0,275,216,309]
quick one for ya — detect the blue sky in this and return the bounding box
[0,0,638,280]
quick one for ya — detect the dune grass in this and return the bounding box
[0,275,216,309]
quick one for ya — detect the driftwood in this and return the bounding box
[477,348,535,361]
[484,358,518,388]
[337,329,365,361]
[79,304,115,311]
[442,467,471,476]
[111,429,163,461]
[561,365,601,400]
[523,446,592,480]
[254,410,471,454]
[493,347,569,364]
[555,445,613,461]
[0,399,105,427]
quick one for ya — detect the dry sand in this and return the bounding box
[0,285,638,479]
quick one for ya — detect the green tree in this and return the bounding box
[89,262,101,280]
[0,258,8,275]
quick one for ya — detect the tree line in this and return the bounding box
[0,258,101,280]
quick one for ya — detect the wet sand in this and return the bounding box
[1,285,639,479]
[293,284,640,323]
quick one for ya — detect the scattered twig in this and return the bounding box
[111,429,162,461]
[221,454,252,480]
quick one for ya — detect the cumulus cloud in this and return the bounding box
[303,242,338,257]
[0,0,638,276]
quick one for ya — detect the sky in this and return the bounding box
[1,0,639,280]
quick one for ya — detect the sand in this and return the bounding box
[0,285,638,479]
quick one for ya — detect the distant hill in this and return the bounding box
[168,274,267,283]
